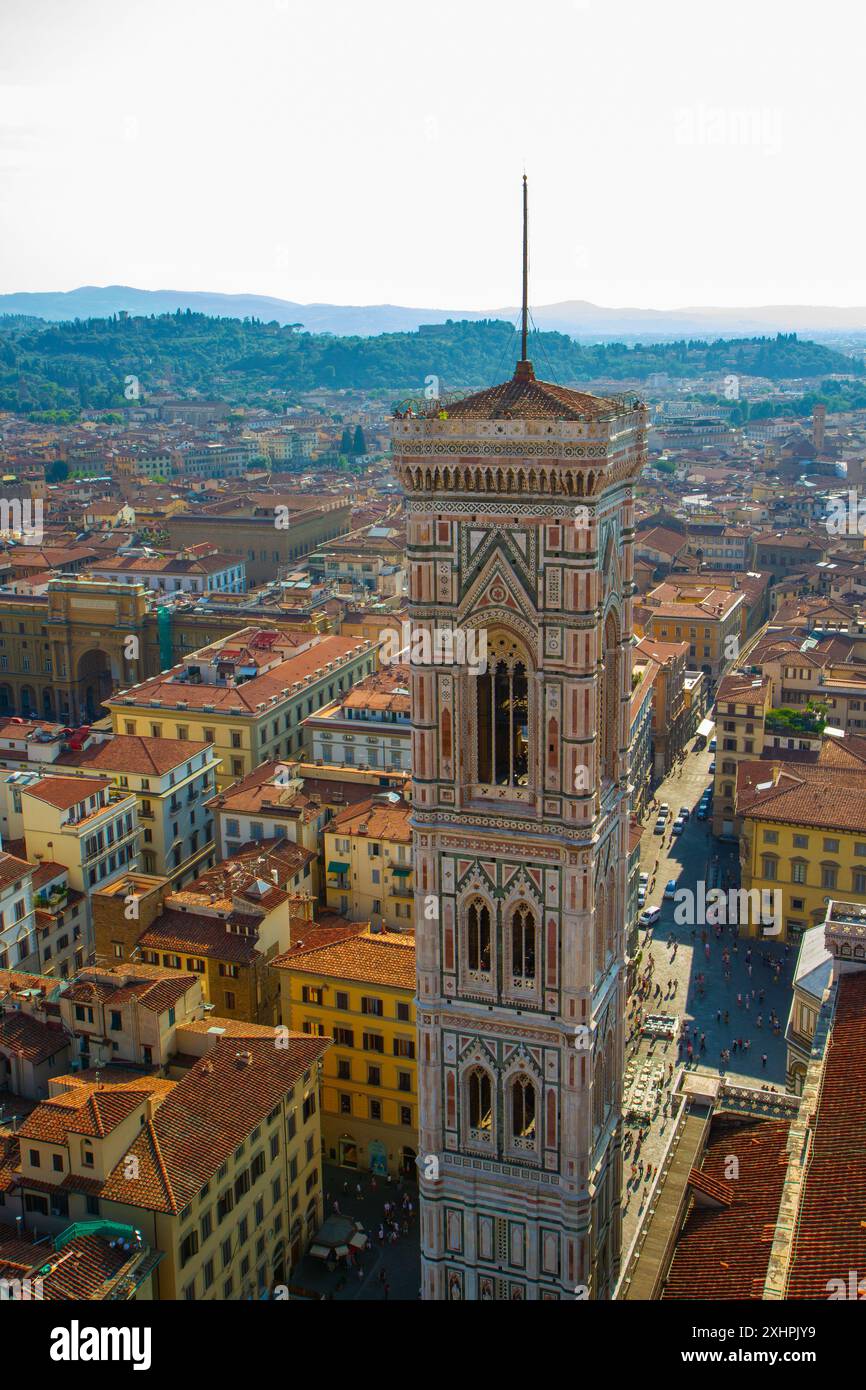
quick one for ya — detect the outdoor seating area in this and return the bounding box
[642,1013,679,1040]
[624,1055,668,1122]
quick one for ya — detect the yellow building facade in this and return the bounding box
[274,928,417,1179]
[738,764,866,940]
[323,796,413,931]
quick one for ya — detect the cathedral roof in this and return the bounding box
[438,361,629,422]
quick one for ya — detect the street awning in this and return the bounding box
[697,717,715,738]
[328,861,349,874]
[392,865,411,877]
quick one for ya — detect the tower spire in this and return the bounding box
[516,173,534,381]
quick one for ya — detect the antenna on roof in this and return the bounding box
[516,173,534,382]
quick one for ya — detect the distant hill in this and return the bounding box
[3,285,866,340]
[0,311,861,417]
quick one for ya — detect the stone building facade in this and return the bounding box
[391,362,647,1299]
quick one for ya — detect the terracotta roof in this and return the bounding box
[98,1033,329,1213]
[20,776,112,811]
[0,851,34,888]
[0,1012,68,1065]
[0,1222,153,1299]
[279,921,366,957]
[273,928,416,990]
[114,634,368,713]
[736,761,866,833]
[432,368,625,422]
[64,735,211,774]
[0,1135,20,1195]
[29,861,69,890]
[716,671,771,703]
[0,968,52,999]
[63,972,198,1013]
[176,1016,287,1039]
[787,972,866,1297]
[207,759,316,819]
[329,796,412,843]
[635,525,686,557]
[138,912,260,965]
[18,1085,148,1143]
[663,1117,791,1299]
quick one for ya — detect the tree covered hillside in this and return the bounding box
[0,311,860,416]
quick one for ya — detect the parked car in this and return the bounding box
[709,760,716,774]
[697,805,709,820]
[663,879,677,900]
[638,886,646,906]
[671,818,685,836]
[659,803,670,817]
[653,818,666,835]
[709,738,717,752]
[678,806,690,821]
[639,871,649,887]
[640,905,661,926]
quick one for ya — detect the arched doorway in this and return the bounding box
[0,684,11,715]
[77,648,115,721]
[400,1146,417,1180]
[20,686,35,718]
[338,1135,358,1169]
[42,688,55,719]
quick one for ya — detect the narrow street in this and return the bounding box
[620,738,796,1251]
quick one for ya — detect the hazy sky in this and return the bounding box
[2,0,865,309]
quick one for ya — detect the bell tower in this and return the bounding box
[391,194,647,1295]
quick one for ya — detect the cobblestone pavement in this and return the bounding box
[620,741,796,1253]
[291,1163,420,1300]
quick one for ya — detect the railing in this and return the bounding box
[510,1134,538,1153]
[54,1220,144,1253]
[466,969,492,986]
[468,1127,492,1145]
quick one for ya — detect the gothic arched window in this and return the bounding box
[476,637,530,788]
[467,899,491,975]
[511,1075,536,1142]
[511,902,536,982]
[598,610,621,783]
[468,1068,492,1134]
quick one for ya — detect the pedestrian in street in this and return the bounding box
[762,1053,768,1069]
